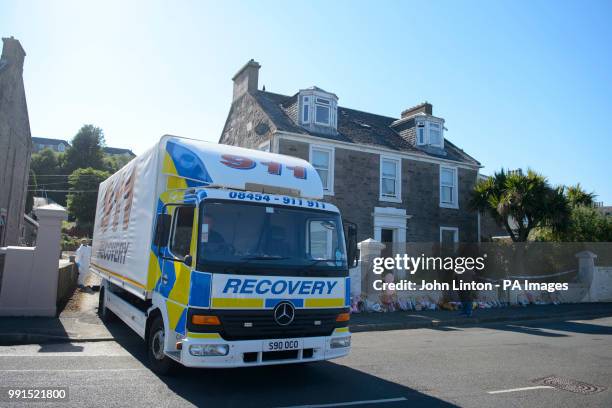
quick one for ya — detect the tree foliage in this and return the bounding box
[469,169,570,242]
[30,148,60,175]
[532,185,611,242]
[565,183,596,208]
[63,125,106,173]
[28,148,68,206]
[103,154,133,173]
[66,167,110,234]
[533,206,612,242]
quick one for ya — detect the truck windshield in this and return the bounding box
[197,200,347,275]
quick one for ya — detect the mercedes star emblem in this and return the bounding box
[273,301,295,326]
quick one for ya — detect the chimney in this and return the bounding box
[1,37,26,72]
[400,102,432,119]
[232,59,261,100]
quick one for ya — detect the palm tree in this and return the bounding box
[565,183,596,208]
[470,169,570,242]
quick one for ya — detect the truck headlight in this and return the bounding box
[330,336,351,349]
[189,344,229,356]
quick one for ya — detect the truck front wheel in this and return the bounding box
[147,315,175,376]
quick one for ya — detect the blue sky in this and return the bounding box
[2,0,611,202]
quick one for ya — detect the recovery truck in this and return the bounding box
[91,136,357,374]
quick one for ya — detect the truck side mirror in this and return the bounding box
[183,254,193,266]
[344,220,359,268]
[154,213,171,250]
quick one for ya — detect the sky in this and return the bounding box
[2,0,611,202]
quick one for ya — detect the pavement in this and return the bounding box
[0,274,611,345]
[1,316,610,407]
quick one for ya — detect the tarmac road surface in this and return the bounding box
[0,316,610,407]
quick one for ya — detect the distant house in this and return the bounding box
[103,146,136,158]
[0,37,32,247]
[31,137,70,153]
[220,60,485,244]
[31,137,136,158]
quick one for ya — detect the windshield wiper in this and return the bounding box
[307,258,342,266]
[240,255,289,261]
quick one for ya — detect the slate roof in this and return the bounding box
[252,90,480,166]
[32,137,70,146]
[103,147,136,157]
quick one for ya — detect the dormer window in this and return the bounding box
[417,123,426,144]
[415,119,444,148]
[298,88,338,131]
[302,96,310,123]
[429,123,442,146]
[314,97,331,125]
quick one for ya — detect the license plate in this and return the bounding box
[263,339,302,352]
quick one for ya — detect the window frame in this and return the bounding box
[428,122,443,147]
[301,96,310,124]
[416,122,426,145]
[439,165,459,209]
[415,120,444,148]
[168,205,195,261]
[439,226,459,243]
[309,144,335,195]
[379,155,402,203]
[314,97,331,126]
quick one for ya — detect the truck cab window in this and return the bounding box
[170,206,194,259]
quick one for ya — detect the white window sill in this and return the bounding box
[379,196,402,203]
[439,202,459,209]
[323,190,335,197]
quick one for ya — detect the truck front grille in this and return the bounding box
[187,308,346,341]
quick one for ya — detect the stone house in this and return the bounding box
[31,137,136,158]
[31,137,71,153]
[219,60,483,245]
[0,37,32,247]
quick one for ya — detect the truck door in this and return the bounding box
[158,205,195,298]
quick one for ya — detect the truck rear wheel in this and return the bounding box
[147,315,176,376]
[97,287,115,322]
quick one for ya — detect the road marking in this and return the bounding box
[488,386,555,394]
[0,368,147,372]
[276,397,407,408]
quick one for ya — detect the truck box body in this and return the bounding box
[91,135,353,370]
[91,136,325,299]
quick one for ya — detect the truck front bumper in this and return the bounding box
[177,331,351,368]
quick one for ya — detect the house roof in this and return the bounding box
[32,137,70,146]
[252,90,480,166]
[103,146,136,156]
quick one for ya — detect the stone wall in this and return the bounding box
[0,37,32,246]
[219,91,275,149]
[277,138,479,242]
[57,261,77,307]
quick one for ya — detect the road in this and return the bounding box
[0,316,610,407]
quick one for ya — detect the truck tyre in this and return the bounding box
[98,287,115,322]
[147,315,175,376]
